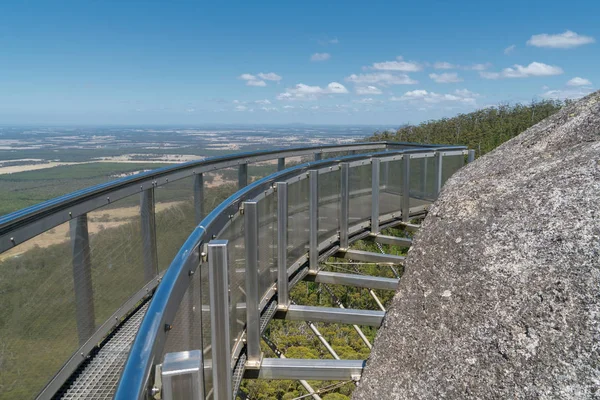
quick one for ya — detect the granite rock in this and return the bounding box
[353,91,600,399]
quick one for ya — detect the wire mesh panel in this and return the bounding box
[349,163,372,225]
[0,221,80,400]
[408,156,437,208]
[217,215,246,352]
[442,154,465,186]
[257,193,278,301]
[287,178,310,268]
[380,159,403,216]
[154,176,197,272]
[87,194,148,333]
[248,162,278,183]
[318,169,341,244]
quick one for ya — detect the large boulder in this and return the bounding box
[353,91,600,399]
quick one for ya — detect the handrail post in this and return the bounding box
[420,158,427,197]
[277,157,285,171]
[435,151,443,196]
[276,182,289,309]
[467,149,475,163]
[141,188,159,281]
[208,240,232,400]
[314,153,322,162]
[70,214,96,345]
[244,201,262,368]
[339,163,349,249]
[309,170,319,272]
[238,163,248,189]
[194,173,204,224]
[371,158,380,234]
[402,155,411,222]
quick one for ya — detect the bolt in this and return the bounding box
[164,323,172,332]
[10,237,15,243]
[189,269,195,277]
[151,387,160,396]
[107,197,110,202]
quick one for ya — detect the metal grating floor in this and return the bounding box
[57,302,149,399]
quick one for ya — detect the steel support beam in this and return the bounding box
[245,358,365,381]
[371,234,412,248]
[306,271,398,291]
[279,305,384,327]
[276,182,289,309]
[337,249,405,264]
[140,188,158,281]
[277,157,285,171]
[402,155,410,222]
[70,214,96,345]
[339,162,350,249]
[238,163,248,189]
[244,202,261,368]
[467,149,475,163]
[309,170,319,272]
[194,173,204,224]
[371,158,380,234]
[208,240,232,400]
[398,222,420,232]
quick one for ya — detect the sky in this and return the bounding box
[0,0,599,126]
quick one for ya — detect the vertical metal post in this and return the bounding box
[371,159,380,234]
[339,163,349,249]
[467,149,475,163]
[402,155,411,222]
[314,153,322,162]
[244,201,261,368]
[435,151,443,196]
[238,163,248,189]
[277,157,285,171]
[277,182,289,309]
[420,157,427,196]
[309,170,319,272]
[70,214,96,345]
[208,240,232,400]
[141,188,159,281]
[194,173,204,224]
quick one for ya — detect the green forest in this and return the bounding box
[0,100,568,400]
[369,99,566,157]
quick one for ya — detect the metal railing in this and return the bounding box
[0,142,470,400]
[113,145,469,399]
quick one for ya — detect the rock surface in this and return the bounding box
[353,91,600,399]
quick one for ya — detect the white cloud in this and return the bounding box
[480,62,563,79]
[276,82,349,101]
[346,72,417,86]
[504,45,516,55]
[465,63,491,71]
[257,72,282,81]
[235,105,249,111]
[311,52,331,61]
[260,107,279,112]
[247,79,267,87]
[429,72,463,83]
[318,37,339,45]
[239,72,280,86]
[527,30,595,49]
[541,87,594,100]
[433,61,456,69]
[283,105,295,109]
[355,86,382,95]
[566,77,592,87]
[353,98,383,104]
[390,89,479,105]
[255,99,272,104]
[370,56,422,72]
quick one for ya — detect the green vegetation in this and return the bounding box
[370,99,567,156]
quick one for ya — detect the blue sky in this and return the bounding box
[0,0,598,125]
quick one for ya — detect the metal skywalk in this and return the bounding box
[0,142,472,400]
